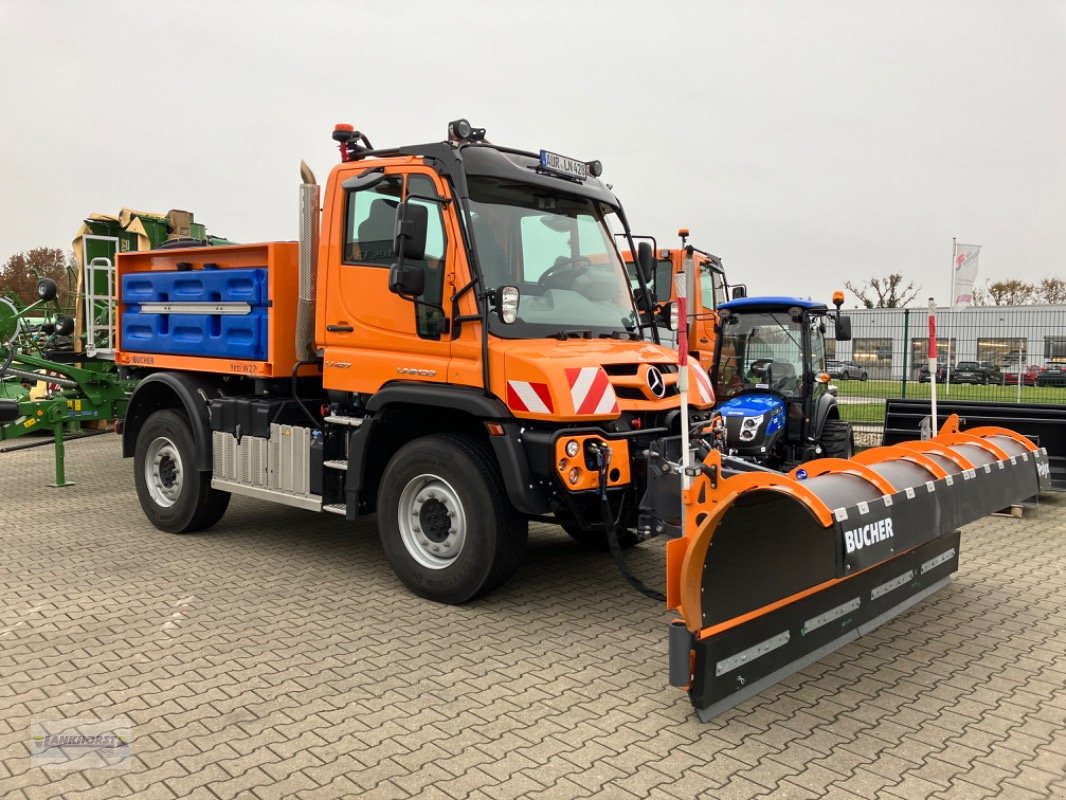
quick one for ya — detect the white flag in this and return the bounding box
[953,243,981,308]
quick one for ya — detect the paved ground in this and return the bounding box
[1,435,1065,799]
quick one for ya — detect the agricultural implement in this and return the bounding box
[647,415,1051,720]
[0,280,133,486]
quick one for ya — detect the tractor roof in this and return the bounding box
[719,296,828,313]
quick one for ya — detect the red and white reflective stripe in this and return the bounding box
[506,380,554,414]
[691,365,714,405]
[565,367,619,416]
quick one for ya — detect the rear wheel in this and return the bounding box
[134,409,229,533]
[860,371,869,381]
[377,434,527,604]
[820,419,854,459]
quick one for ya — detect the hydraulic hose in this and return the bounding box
[593,443,666,603]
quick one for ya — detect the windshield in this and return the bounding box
[715,311,805,399]
[468,177,638,338]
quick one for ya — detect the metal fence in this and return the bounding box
[826,304,1066,428]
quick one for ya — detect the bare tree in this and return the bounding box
[974,279,1035,306]
[845,272,921,308]
[0,247,74,307]
[1034,277,1066,305]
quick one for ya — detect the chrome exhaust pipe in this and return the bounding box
[296,160,320,360]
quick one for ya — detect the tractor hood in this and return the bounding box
[494,338,715,421]
[717,393,786,453]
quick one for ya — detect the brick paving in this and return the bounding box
[1,435,1064,799]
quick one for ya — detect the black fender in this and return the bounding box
[811,391,840,441]
[348,383,548,516]
[122,372,221,471]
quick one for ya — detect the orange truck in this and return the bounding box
[116,120,716,603]
[626,230,739,367]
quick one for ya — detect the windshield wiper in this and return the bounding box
[550,330,593,340]
[599,330,639,340]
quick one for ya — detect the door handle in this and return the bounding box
[327,324,354,333]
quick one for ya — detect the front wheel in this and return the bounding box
[820,419,854,459]
[377,434,528,604]
[134,409,229,533]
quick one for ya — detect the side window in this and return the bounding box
[406,174,448,339]
[344,176,404,266]
[810,318,826,372]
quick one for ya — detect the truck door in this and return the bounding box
[321,169,454,393]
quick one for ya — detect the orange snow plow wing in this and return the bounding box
[658,415,1051,721]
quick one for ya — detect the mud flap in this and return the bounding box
[663,415,1051,721]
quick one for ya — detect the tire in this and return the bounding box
[561,521,640,550]
[377,433,528,604]
[860,372,868,382]
[134,409,229,533]
[820,419,854,459]
[841,371,849,381]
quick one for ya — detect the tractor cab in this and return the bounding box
[711,294,853,467]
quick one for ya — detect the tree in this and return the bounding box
[0,248,73,307]
[845,272,921,308]
[1034,277,1066,305]
[974,279,1034,306]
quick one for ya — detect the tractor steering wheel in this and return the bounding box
[747,359,773,381]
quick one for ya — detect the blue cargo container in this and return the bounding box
[121,268,270,361]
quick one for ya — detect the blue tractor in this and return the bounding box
[710,294,854,468]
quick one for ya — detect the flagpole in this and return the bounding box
[945,237,956,395]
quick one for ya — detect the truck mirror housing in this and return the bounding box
[388,263,426,297]
[393,202,428,262]
[835,315,852,341]
[637,241,654,283]
[731,285,747,300]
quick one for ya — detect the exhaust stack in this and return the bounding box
[296,160,320,360]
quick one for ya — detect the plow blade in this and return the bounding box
[665,415,1051,721]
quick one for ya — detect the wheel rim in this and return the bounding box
[397,473,467,570]
[145,436,184,508]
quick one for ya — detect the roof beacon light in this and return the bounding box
[332,123,374,163]
[832,290,845,309]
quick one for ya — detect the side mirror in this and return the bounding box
[634,287,654,312]
[731,285,747,299]
[393,201,428,261]
[835,315,852,341]
[636,241,654,283]
[388,264,426,297]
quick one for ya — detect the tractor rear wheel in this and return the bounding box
[134,408,230,533]
[377,434,527,604]
[821,419,854,459]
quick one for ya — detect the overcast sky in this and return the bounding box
[1,0,1063,306]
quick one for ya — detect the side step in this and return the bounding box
[323,503,347,516]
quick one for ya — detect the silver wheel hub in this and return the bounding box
[145,436,183,508]
[397,474,467,570]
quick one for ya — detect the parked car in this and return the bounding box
[1003,365,1039,386]
[918,364,946,383]
[827,359,868,381]
[953,361,1000,385]
[1037,362,1066,387]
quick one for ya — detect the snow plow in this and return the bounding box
[650,414,1051,720]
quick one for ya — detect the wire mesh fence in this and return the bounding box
[827,304,1066,429]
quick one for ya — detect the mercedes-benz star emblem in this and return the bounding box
[647,366,666,398]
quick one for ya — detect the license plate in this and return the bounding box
[539,150,588,181]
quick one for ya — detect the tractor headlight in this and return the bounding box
[565,439,580,458]
[739,414,763,441]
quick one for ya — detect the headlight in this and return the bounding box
[742,414,764,429]
[565,439,580,458]
[569,467,581,485]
